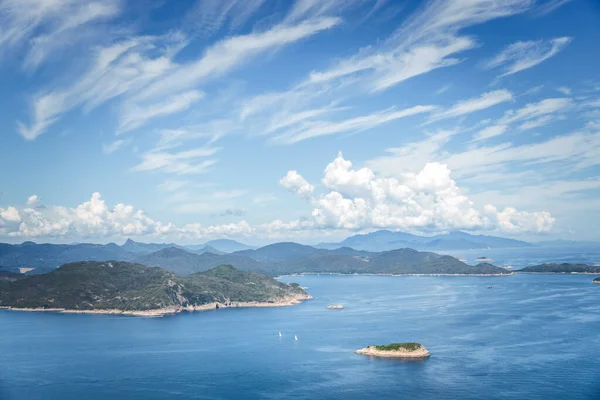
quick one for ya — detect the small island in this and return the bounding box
[355,342,430,359]
[594,277,600,284]
[326,304,344,310]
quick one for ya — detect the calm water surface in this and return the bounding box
[1,274,600,400]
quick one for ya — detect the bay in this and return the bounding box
[1,273,600,399]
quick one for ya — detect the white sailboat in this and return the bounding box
[294,335,298,341]
[279,331,282,338]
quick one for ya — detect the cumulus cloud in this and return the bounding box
[0,155,556,240]
[0,193,250,240]
[279,170,315,198]
[26,195,40,207]
[484,205,555,233]
[8,193,174,238]
[0,207,21,223]
[281,153,555,233]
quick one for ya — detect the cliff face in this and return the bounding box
[0,262,308,313]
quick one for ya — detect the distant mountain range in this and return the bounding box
[316,230,534,252]
[2,230,598,277]
[121,238,253,255]
[0,240,511,276]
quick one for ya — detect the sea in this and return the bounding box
[1,248,600,400]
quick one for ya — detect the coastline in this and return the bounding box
[355,345,431,359]
[0,293,313,317]
[517,272,600,275]
[279,272,515,278]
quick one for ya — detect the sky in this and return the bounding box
[1,0,600,245]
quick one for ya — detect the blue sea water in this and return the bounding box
[1,274,600,400]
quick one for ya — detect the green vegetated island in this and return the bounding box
[0,241,516,277]
[0,262,310,316]
[355,342,431,359]
[519,263,600,274]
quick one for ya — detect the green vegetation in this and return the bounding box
[519,263,600,273]
[372,343,422,352]
[135,247,265,276]
[0,262,306,311]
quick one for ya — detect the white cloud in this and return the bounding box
[498,97,572,125]
[485,37,572,77]
[274,105,435,144]
[102,139,129,155]
[184,0,267,36]
[282,153,554,233]
[0,0,121,69]
[0,206,21,223]
[132,147,220,174]
[532,0,574,16]
[118,90,204,133]
[8,192,173,238]
[18,37,180,140]
[472,124,509,142]
[305,0,532,91]
[26,195,40,207]
[484,205,555,233]
[158,180,190,192]
[429,90,513,122]
[557,86,571,96]
[18,12,339,140]
[279,171,314,198]
[134,17,341,102]
[517,115,555,131]
[181,220,254,238]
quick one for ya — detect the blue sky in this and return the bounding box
[1,0,600,245]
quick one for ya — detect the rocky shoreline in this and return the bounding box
[0,293,313,317]
[355,344,431,359]
[283,272,515,277]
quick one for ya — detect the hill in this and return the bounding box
[201,239,255,253]
[135,247,265,275]
[120,238,182,254]
[519,263,600,273]
[0,262,308,315]
[234,242,329,262]
[317,230,532,251]
[0,242,135,273]
[238,246,510,276]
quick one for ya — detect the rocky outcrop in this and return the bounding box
[355,344,430,359]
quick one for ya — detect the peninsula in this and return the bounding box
[0,262,310,316]
[355,342,430,359]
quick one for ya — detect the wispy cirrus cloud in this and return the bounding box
[498,97,572,125]
[132,147,220,175]
[532,0,575,17]
[17,12,340,141]
[428,90,513,123]
[102,139,130,155]
[0,0,121,69]
[485,37,572,78]
[304,0,533,91]
[273,105,436,144]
